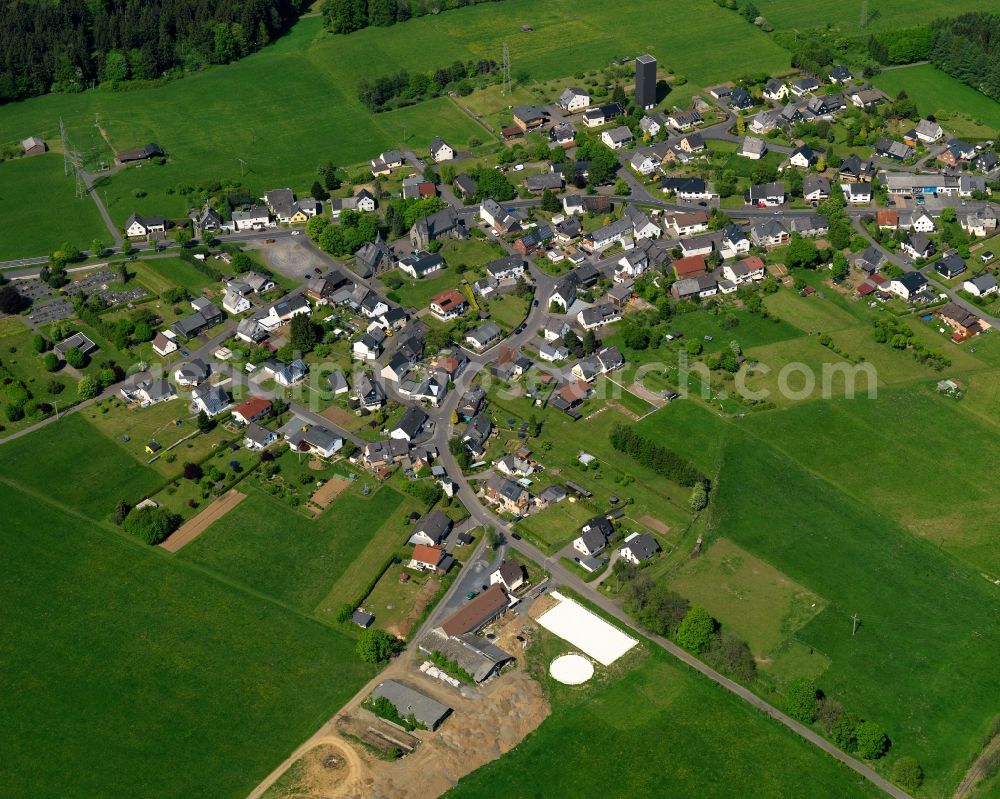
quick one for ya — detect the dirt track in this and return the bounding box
[159,489,246,552]
[252,616,549,799]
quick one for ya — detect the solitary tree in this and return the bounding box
[675,606,716,652]
[196,409,213,433]
[356,628,403,663]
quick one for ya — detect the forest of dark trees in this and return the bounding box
[929,13,1000,103]
[0,0,308,103]
[321,0,503,35]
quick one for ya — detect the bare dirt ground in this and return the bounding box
[251,614,550,799]
[310,478,352,509]
[638,515,671,535]
[626,381,666,408]
[248,238,330,284]
[159,489,246,552]
[320,405,360,430]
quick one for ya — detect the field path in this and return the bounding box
[159,489,246,552]
[952,731,1000,799]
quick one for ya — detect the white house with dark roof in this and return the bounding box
[601,126,634,150]
[557,87,591,112]
[620,532,660,565]
[429,137,454,162]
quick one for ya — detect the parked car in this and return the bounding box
[466,591,478,600]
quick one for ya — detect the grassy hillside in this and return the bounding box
[637,400,1000,797]
[0,483,374,799]
[755,0,999,34]
[874,64,1000,135]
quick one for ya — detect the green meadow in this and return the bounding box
[0,448,374,799]
[178,480,413,615]
[0,153,109,258]
[874,64,1000,137]
[0,0,788,258]
[755,0,1000,34]
[637,399,1000,797]
[448,631,881,799]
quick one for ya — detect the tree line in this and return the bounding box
[929,13,1000,103]
[358,59,497,112]
[609,424,707,487]
[322,0,504,36]
[0,0,308,103]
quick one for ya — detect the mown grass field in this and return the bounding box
[0,153,109,259]
[873,64,1000,136]
[131,256,220,296]
[0,0,788,257]
[0,474,374,799]
[178,478,409,615]
[0,412,164,519]
[638,399,1000,797]
[448,633,882,799]
[755,0,999,34]
[742,385,1000,575]
[668,536,827,655]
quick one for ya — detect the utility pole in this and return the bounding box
[501,42,511,96]
[851,613,861,637]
